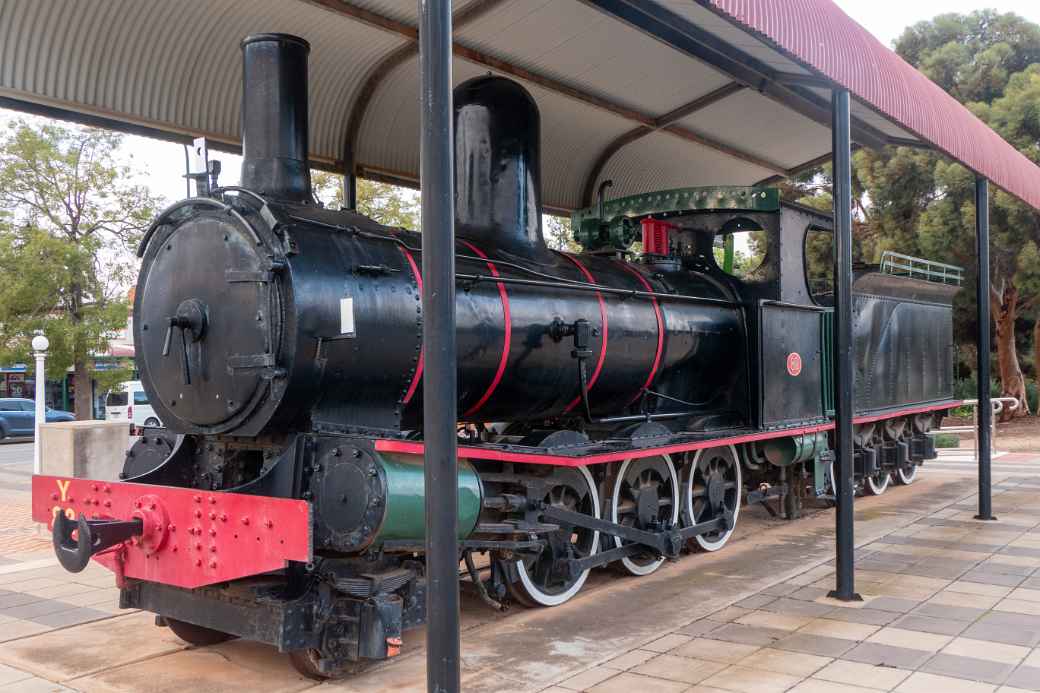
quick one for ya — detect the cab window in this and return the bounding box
[133,391,149,405]
[805,226,834,304]
[713,217,770,282]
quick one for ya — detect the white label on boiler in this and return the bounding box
[340,297,356,336]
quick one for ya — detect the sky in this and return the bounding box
[4,0,1040,207]
[834,0,1040,46]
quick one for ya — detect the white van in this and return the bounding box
[105,381,163,433]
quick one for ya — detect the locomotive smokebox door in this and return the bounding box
[135,212,285,435]
[758,301,826,427]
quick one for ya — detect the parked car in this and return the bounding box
[0,398,74,439]
[105,380,163,433]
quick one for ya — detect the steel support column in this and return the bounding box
[418,0,460,691]
[829,89,860,602]
[975,177,995,521]
[342,171,357,211]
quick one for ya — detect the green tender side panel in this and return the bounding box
[570,186,781,231]
[374,453,482,543]
[821,310,835,416]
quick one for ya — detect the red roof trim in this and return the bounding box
[704,0,1040,212]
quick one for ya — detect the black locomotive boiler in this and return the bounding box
[33,33,956,678]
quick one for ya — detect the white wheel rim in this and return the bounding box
[515,465,600,606]
[865,471,890,495]
[611,456,679,576]
[687,446,741,552]
[897,463,918,484]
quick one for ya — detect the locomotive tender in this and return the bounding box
[32,33,956,678]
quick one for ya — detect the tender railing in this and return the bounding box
[880,251,964,286]
[929,397,1020,462]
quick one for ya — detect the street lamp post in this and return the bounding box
[31,333,49,475]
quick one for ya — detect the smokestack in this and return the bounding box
[454,76,548,258]
[240,33,312,202]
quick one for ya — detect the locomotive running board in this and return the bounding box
[376,400,961,467]
[32,475,312,589]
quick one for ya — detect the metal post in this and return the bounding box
[31,333,49,475]
[343,171,358,211]
[418,1,459,691]
[829,89,860,601]
[975,177,995,521]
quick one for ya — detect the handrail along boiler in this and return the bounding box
[31,33,959,678]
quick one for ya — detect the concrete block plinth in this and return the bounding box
[39,420,129,480]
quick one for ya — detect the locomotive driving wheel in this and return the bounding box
[288,649,367,680]
[609,455,679,576]
[895,459,918,485]
[165,618,235,647]
[505,465,600,607]
[685,446,741,552]
[862,468,891,496]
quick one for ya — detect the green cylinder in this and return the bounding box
[754,432,830,466]
[373,453,482,543]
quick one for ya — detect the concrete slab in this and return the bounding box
[68,640,316,693]
[0,612,185,681]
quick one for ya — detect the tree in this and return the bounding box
[311,171,419,229]
[788,11,1040,418]
[544,215,579,252]
[0,121,160,418]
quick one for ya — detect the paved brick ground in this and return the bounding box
[541,474,1040,693]
[0,440,1039,691]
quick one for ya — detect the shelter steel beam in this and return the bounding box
[418,0,460,691]
[313,0,789,185]
[583,0,892,152]
[829,89,860,602]
[975,178,995,521]
[579,82,746,206]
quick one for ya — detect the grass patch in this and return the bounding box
[932,433,961,448]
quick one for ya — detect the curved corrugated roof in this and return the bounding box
[700,0,1040,211]
[1,0,1038,213]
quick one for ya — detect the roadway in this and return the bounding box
[0,442,32,492]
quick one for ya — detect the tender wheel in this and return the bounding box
[507,465,600,607]
[165,618,234,647]
[863,470,891,496]
[609,455,679,576]
[289,649,366,680]
[685,446,741,552]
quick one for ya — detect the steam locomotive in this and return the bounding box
[32,33,957,678]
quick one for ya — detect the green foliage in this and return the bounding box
[0,120,161,417]
[932,433,961,448]
[896,11,1040,102]
[93,364,134,397]
[311,171,419,229]
[788,11,1040,395]
[950,376,1039,414]
[712,240,765,279]
[544,215,579,252]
